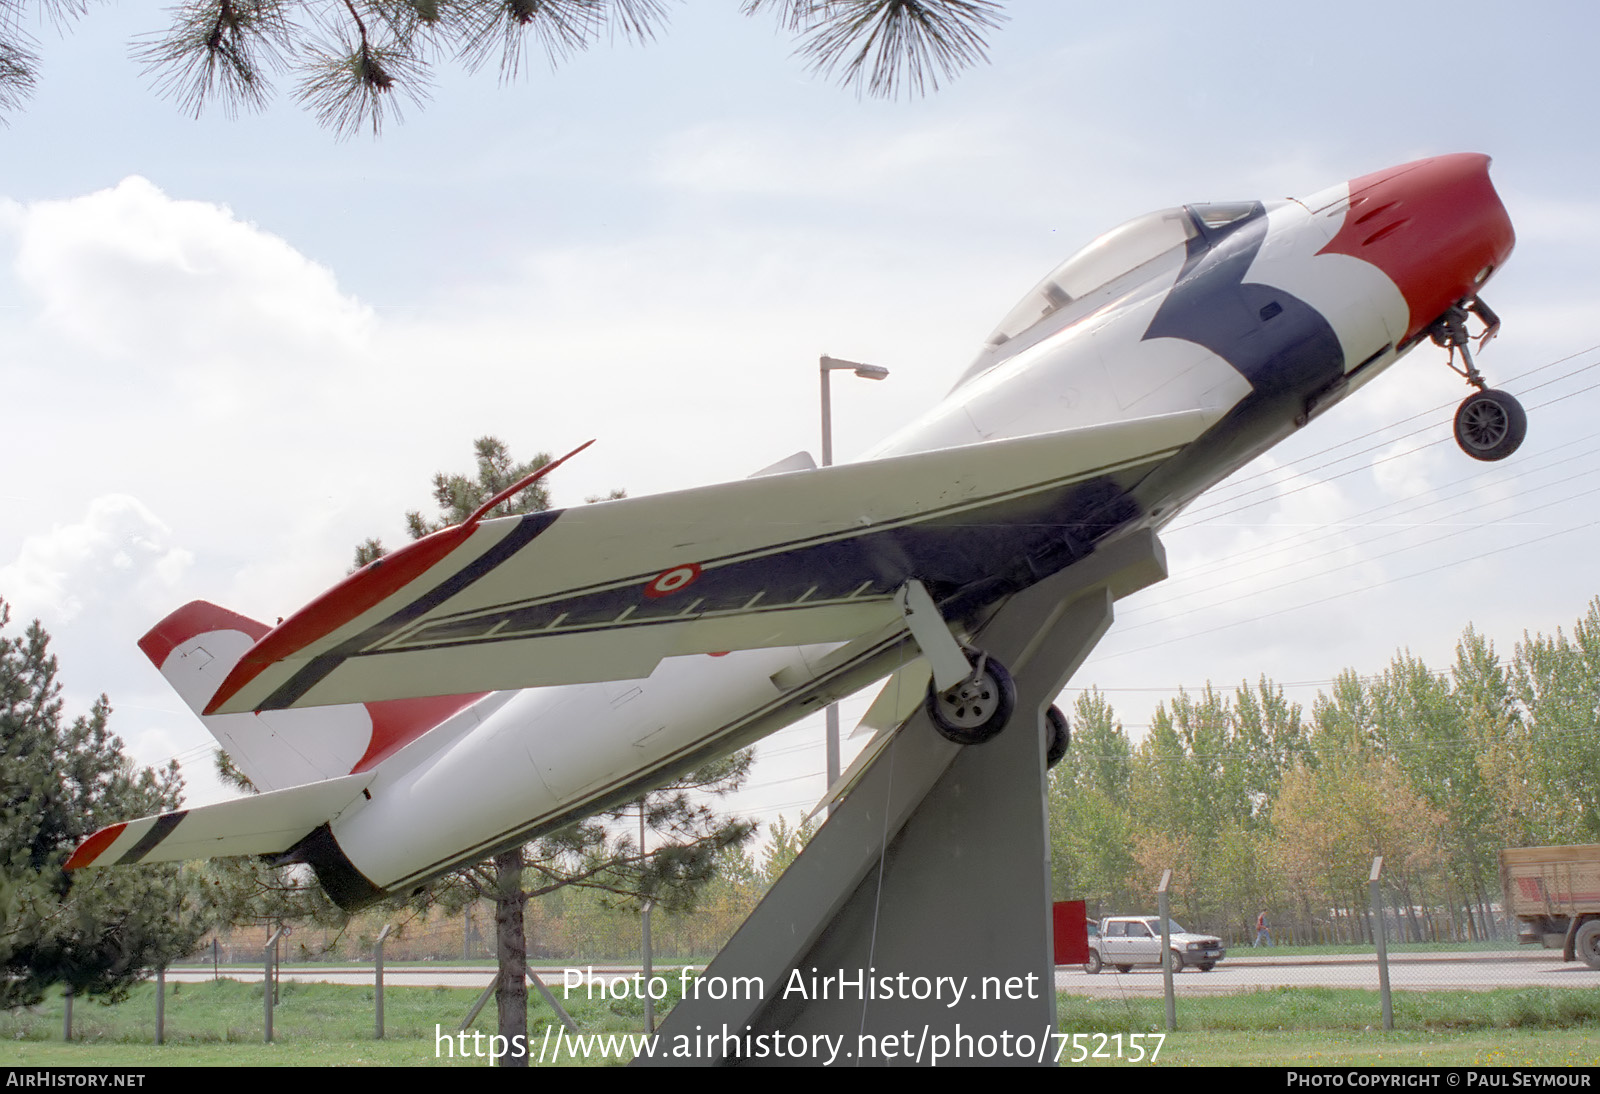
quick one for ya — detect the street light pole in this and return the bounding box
[817,355,889,812]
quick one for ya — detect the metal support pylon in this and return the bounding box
[642,530,1167,1067]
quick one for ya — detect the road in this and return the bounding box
[1053,950,1597,995]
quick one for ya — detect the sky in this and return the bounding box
[3,1,1599,833]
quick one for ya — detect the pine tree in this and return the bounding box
[357,436,754,1066]
[0,600,207,1006]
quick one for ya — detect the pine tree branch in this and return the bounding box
[294,3,430,138]
[134,0,294,118]
[795,0,1004,98]
[455,0,602,81]
[10,0,1007,131]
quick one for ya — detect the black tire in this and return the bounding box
[1198,962,1216,972]
[1576,919,1600,971]
[1114,965,1131,974]
[1084,950,1102,975]
[1045,705,1070,768]
[1171,951,1184,972]
[1454,388,1526,461]
[926,653,1016,745]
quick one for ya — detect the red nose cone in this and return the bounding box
[1320,154,1514,344]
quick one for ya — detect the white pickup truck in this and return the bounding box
[1084,915,1226,973]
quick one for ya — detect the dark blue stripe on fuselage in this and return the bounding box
[1144,205,1344,396]
[1129,206,1348,518]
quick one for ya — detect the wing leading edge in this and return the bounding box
[210,411,1214,713]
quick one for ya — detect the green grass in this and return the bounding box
[0,978,658,1066]
[1059,985,1600,1032]
[1,981,1595,1067]
[1126,1029,1599,1068]
[1054,987,1600,1067]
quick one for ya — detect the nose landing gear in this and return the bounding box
[1430,298,1526,462]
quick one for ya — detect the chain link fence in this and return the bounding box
[1056,852,1600,1043]
[184,893,755,967]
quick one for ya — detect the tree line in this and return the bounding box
[1048,599,1600,944]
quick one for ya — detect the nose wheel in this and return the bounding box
[1430,297,1526,462]
[1454,388,1526,462]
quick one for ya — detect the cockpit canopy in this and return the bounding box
[985,208,1196,348]
[950,201,1267,393]
[982,201,1263,349]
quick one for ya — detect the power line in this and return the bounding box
[1117,475,1600,636]
[1173,346,1600,515]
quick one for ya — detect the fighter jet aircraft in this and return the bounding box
[69,153,1521,911]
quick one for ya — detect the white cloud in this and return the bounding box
[12,176,373,370]
[0,496,205,793]
[0,494,192,625]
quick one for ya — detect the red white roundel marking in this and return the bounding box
[644,563,702,599]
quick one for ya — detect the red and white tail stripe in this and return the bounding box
[142,601,487,792]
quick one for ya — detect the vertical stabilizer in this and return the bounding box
[140,601,486,792]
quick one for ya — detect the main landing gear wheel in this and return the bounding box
[1045,705,1070,769]
[1454,388,1526,462]
[926,652,1016,745]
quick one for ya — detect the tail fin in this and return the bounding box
[141,601,486,792]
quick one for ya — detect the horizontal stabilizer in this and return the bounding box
[66,772,373,870]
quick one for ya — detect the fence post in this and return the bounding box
[155,967,165,1045]
[264,927,284,1043]
[1369,856,1392,1031]
[1157,868,1175,1032]
[62,988,72,1042]
[642,899,655,1035]
[375,924,393,1040]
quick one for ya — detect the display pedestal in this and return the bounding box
[642,530,1166,1067]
